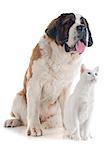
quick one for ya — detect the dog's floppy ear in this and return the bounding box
[45,15,66,45]
[85,20,93,47]
[81,17,93,47]
[86,21,93,47]
[45,15,64,45]
[87,29,93,47]
[45,13,76,46]
[45,18,58,40]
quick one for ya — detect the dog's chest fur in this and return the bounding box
[30,37,82,104]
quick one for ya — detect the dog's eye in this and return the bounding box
[87,72,91,75]
[95,73,98,76]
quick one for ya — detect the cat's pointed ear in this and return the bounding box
[94,66,99,72]
[81,64,86,74]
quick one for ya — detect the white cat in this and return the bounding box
[63,64,99,140]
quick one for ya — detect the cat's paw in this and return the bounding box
[68,134,81,141]
[81,134,92,140]
[81,135,88,140]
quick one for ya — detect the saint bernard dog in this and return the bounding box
[4,13,93,136]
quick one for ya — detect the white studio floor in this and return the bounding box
[0,122,107,150]
[1,126,65,139]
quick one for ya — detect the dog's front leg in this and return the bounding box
[26,79,42,136]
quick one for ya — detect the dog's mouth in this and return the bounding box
[75,40,86,53]
[64,40,86,54]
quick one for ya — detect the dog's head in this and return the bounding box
[45,13,93,54]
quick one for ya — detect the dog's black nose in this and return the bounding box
[76,25,86,32]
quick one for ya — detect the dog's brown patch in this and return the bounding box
[24,44,41,93]
[17,89,27,103]
[18,44,42,102]
[10,112,15,117]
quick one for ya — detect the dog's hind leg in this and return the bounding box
[4,90,27,128]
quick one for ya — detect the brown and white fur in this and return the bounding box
[4,13,93,136]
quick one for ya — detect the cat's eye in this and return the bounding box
[95,73,98,76]
[87,72,91,75]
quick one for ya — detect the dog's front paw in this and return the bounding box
[26,127,43,137]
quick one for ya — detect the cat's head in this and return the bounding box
[80,64,99,83]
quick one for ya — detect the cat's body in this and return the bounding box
[63,65,99,140]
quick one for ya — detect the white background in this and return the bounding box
[0,0,108,149]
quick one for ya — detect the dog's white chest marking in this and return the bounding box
[30,40,82,104]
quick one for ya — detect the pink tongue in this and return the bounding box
[75,41,86,53]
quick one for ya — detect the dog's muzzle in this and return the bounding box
[64,25,88,53]
[76,25,87,46]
